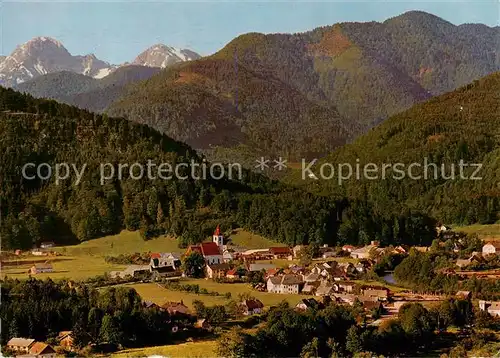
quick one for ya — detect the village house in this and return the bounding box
[339,262,357,275]
[334,281,356,293]
[40,241,55,249]
[292,245,306,258]
[57,331,74,351]
[6,338,35,353]
[226,268,239,279]
[206,263,231,279]
[222,249,234,263]
[310,262,333,275]
[296,298,324,311]
[362,288,389,301]
[482,242,500,256]
[487,302,500,317]
[342,245,355,253]
[350,241,380,259]
[456,291,472,300]
[195,318,211,330]
[162,301,191,316]
[281,274,304,294]
[110,265,150,279]
[479,300,500,317]
[321,266,347,281]
[143,301,160,309]
[27,342,56,358]
[30,262,54,275]
[304,272,321,283]
[241,249,272,261]
[266,274,303,294]
[240,299,264,315]
[315,282,334,297]
[31,248,48,256]
[331,293,357,305]
[269,247,291,259]
[150,252,181,269]
[302,281,321,295]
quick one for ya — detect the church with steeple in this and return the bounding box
[213,225,224,247]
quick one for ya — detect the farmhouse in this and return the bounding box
[350,242,380,259]
[150,252,181,269]
[315,282,334,297]
[269,247,291,259]
[162,301,190,316]
[342,245,355,253]
[362,288,389,301]
[30,263,54,274]
[27,342,56,358]
[206,263,231,279]
[6,338,35,353]
[57,331,74,351]
[240,299,264,315]
[302,281,321,295]
[296,298,324,311]
[195,318,211,330]
[487,302,500,317]
[40,241,55,249]
[110,265,150,279]
[266,274,303,294]
[479,300,500,317]
[482,242,500,256]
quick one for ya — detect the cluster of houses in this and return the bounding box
[455,242,500,269]
[479,300,500,317]
[6,333,69,358]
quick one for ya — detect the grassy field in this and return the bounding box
[1,229,285,281]
[127,279,310,309]
[127,283,228,308]
[454,224,500,241]
[113,339,218,357]
[181,279,310,307]
[1,230,182,280]
[227,228,284,249]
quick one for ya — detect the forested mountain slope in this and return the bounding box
[0,87,346,250]
[290,72,500,234]
[107,11,499,160]
[15,65,162,112]
[107,59,351,160]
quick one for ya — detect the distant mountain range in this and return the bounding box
[0,37,200,87]
[6,11,500,161]
[108,11,500,159]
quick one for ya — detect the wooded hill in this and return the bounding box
[288,72,500,236]
[106,11,499,161]
[0,86,439,250]
[15,65,162,113]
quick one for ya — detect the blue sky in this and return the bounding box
[2,1,498,64]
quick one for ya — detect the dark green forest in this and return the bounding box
[291,72,500,227]
[0,87,439,250]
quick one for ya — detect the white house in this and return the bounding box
[482,242,500,256]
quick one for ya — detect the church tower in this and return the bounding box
[213,225,224,247]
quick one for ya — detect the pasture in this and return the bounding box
[454,223,500,241]
[112,339,218,357]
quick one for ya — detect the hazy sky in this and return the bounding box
[2,0,498,64]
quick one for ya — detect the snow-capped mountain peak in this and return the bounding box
[132,44,201,68]
[0,36,111,87]
[0,37,201,87]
